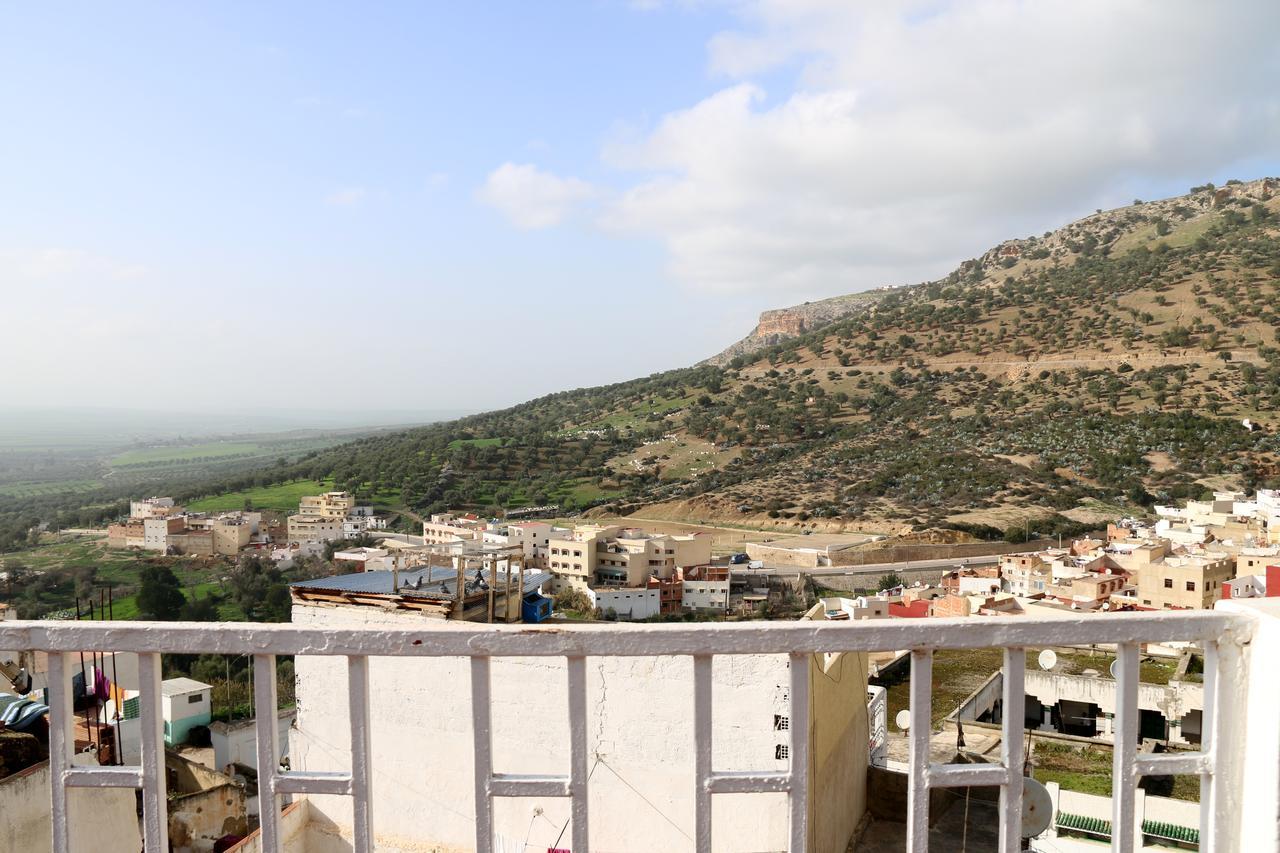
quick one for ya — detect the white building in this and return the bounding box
[1,754,141,853]
[332,547,393,571]
[130,496,176,519]
[481,520,559,564]
[682,578,730,613]
[286,599,870,853]
[161,677,212,746]
[210,710,296,779]
[421,512,487,546]
[588,586,661,620]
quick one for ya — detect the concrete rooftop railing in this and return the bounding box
[4,599,1279,853]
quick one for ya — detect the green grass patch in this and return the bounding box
[187,479,333,513]
[560,479,623,505]
[110,442,265,466]
[0,479,103,498]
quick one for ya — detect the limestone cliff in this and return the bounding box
[704,289,892,365]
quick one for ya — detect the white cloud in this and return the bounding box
[478,162,596,229]
[324,187,368,206]
[597,0,1280,295]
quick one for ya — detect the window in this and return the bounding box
[1164,578,1173,589]
[775,744,789,760]
[1186,581,1196,592]
[188,694,202,705]
[574,550,582,557]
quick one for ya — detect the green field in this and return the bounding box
[562,479,623,504]
[111,442,265,466]
[187,479,333,512]
[108,581,244,621]
[1,534,240,619]
[0,479,103,498]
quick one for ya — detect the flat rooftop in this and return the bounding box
[291,567,551,600]
[162,677,212,696]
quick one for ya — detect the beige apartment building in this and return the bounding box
[287,515,344,545]
[298,491,355,519]
[1000,552,1050,597]
[546,525,712,593]
[1130,551,1234,609]
[168,529,215,557]
[288,492,356,545]
[182,513,255,556]
[107,519,146,549]
[421,512,487,546]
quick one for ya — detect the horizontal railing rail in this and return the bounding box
[0,609,1249,853]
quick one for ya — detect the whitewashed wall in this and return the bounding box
[288,602,865,853]
[0,755,141,853]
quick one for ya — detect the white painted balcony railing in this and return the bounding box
[5,598,1280,853]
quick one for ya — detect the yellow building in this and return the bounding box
[1133,551,1234,609]
[546,524,712,593]
[298,491,355,519]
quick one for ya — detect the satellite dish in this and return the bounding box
[1021,777,1054,837]
[1038,650,1057,671]
[1109,660,1120,680]
[895,710,912,731]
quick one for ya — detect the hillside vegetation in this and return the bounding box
[5,178,1280,547]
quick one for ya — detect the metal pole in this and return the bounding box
[109,588,121,765]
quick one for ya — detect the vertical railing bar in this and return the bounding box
[693,655,713,853]
[788,652,811,853]
[471,656,494,853]
[348,655,374,853]
[567,655,590,853]
[48,652,71,853]
[1111,642,1138,853]
[907,649,933,853]
[253,653,281,853]
[999,647,1025,851]
[1198,641,1219,852]
[138,652,169,853]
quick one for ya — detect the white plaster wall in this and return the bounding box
[0,755,141,853]
[213,711,295,774]
[289,603,805,853]
[591,588,661,620]
[166,689,212,724]
[1024,671,1203,716]
[682,581,729,612]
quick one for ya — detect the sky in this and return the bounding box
[2,1,1279,419]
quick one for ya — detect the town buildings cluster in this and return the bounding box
[107,497,264,557]
[849,490,1280,621]
[106,492,387,561]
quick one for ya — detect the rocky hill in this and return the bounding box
[704,289,895,365]
[10,178,1280,547]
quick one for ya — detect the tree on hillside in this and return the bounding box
[137,565,186,621]
[180,592,221,622]
[229,554,291,622]
[877,572,906,592]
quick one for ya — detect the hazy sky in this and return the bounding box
[3,1,1278,416]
